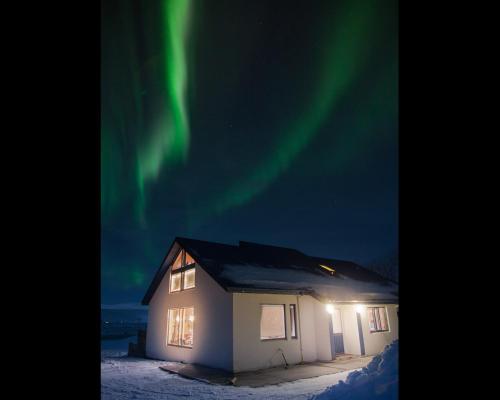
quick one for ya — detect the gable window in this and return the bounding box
[368,307,389,333]
[183,268,196,289]
[169,249,196,293]
[290,304,298,339]
[170,272,182,292]
[260,304,286,340]
[167,307,194,347]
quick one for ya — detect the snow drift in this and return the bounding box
[312,340,398,400]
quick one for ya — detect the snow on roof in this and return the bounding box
[142,237,398,305]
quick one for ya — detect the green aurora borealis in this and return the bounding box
[101,0,398,303]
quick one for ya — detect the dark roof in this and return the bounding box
[142,237,399,305]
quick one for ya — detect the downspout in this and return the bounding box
[296,294,304,363]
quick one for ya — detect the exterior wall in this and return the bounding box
[297,296,317,362]
[145,264,233,371]
[233,293,333,372]
[334,304,399,356]
[359,304,398,355]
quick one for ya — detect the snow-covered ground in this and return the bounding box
[101,340,398,400]
[101,355,353,400]
[312,341,398,400]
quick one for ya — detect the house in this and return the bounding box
[142,237,399,373]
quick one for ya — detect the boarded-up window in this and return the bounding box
[368,307,389,332]
[260,304,286,340]
[167,307,194,347]
[290,304,298,339]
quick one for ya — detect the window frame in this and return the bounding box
[167,307,194,348]
[260,304,287,341]
[289,304,298,339]
[367,306,390,333]
[169,249,196,293]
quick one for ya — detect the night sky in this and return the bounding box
[101,0,398,304]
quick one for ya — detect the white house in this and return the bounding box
[142,237,399,373]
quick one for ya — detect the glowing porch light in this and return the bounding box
[355,304,365,313]
[325,304,334,314]
[189,315,194,322]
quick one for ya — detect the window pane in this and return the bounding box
[379,308,389,331]
[261,305,286,340]
[374,308,382,331]
[183,268,195,289]
[170,272,181,292]
[368,307,389,332]
[185,251,195,266]
[167,308,181,345]
[290,305,297,338]
[172,250,183,270]
[181,307,194,347]
[368,308,376,332]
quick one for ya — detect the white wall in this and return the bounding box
[359,304,399,355]
[233,293,333,372]
[297,296,317,362]
[232,293,303,372]
[145,264,233,371]
[334,304,399,356]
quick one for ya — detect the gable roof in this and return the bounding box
[141,237,398,305]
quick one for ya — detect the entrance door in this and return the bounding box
[331,308,345,354]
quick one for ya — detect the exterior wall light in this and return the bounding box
[355,304,365,313]
[325,304,334,314]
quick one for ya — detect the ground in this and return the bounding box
[101,339,398,400]
[101,355,353,400]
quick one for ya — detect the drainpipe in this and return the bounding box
[296,295,304,363]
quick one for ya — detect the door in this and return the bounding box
[331,308,345,354]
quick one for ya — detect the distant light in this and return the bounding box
[189,315,194,322]
[326,304,334,314]
[355,304,365,313]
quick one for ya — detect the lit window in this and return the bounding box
[182,307,194,347]
[167,307,194,347]
[169,249,196,292]
[185,252,195,266]
[170,272,181,292]
[183,268,195,289]
[261,304,286,340]
[368,307,389,332]
[167,308,181,345]
[172,251,183,270]
[290,304,298,339]
[319,264,336,273]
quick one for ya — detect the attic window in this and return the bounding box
[169,249,196,292]
[319,264,336,274]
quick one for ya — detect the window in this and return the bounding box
[167,307,194,347]
[368,307,389,332]
[183,268,195,289]
[172,251,183,270]
[260,304,286,340]
[290,304,298,339]
[170,272,182,292]
[169,249,196,292]
[185,252,195,266]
